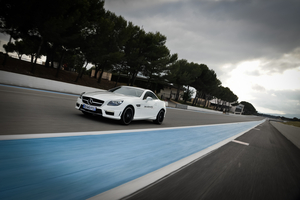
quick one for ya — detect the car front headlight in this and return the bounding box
[107,100,124,106]
[79,92,85,99]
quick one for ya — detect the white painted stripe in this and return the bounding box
[232,140,249,146]
[0,120,265,140]
[88,119,265,200]
[254,128,260,130]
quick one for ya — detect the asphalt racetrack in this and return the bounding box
[1,85,299,200]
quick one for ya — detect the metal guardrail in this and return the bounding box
[175,104,188,109]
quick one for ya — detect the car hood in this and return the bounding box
[83,91,140,101]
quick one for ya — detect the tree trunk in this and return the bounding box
[75,62,88,82]
[184,86,190,103]
[130,71,138,86]
[45,46,51,68]
[196,92,202,106]
[205,94,211,108]
[31,37,44,74]
[115,72,121,87]
[93,66,100,78]
[130,73,135,86]
[147,75,152,88]
[80,68,86,78]
[221,101,226,112]
[45,56,50,68]
[97,68,104,84]
[192,96,196,106]
[175,85,180,101]
[192,92,198,106]
[50,45,57,68]
[30,55,34,63]
[154,82,158,93]
[127,73,131,86]
[202,94,206,108]
[56,50,65,78]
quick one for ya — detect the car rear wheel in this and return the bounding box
[120,106,133,125]
[154,109,165,124]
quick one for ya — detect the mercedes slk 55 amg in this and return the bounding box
[75,86,166,125]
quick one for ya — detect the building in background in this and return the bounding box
[91,69,112,81]
[230,104,245,115]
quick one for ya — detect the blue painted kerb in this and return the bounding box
[0,120,263,200]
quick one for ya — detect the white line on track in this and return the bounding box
[232,140,249,146]
[0,121,263,140]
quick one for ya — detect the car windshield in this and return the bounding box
[108,87,144,97]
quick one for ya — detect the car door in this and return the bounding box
[141,91,159,118]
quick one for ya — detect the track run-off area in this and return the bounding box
[2,84,299,200]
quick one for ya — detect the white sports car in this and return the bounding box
[75,86,166,125]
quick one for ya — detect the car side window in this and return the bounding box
[143,91,158,100]
[149,92,158,99]
[143,92,149,100]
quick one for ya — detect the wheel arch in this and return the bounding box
[124,104,135,117]
[154,108,165,124]
[120,105,135,125]
[159,108,166,115]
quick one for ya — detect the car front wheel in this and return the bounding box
[120,106,133,125]
[154,109,165,124]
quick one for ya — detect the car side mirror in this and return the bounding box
[146,96,153,101]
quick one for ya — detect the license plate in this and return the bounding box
[83,104,96,111]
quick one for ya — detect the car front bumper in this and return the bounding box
[75,98,124,120]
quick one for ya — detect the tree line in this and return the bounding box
[0,0,239,111]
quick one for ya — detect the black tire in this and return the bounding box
[154,109,165,124]
[120,106,134,125]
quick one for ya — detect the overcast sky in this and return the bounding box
[104,0,300,118]
[1,0,299,118]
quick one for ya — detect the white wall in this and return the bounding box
[0,70,104,94]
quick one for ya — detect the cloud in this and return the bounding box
[221,57,300,117]
[251,89,300,116]
[105,0,300,75]
[252,84,265,92]
[246,70,261,76]
[260,48,300,74]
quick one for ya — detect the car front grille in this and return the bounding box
[82,96,104,107]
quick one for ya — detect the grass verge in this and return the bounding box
[282,121,300,128]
